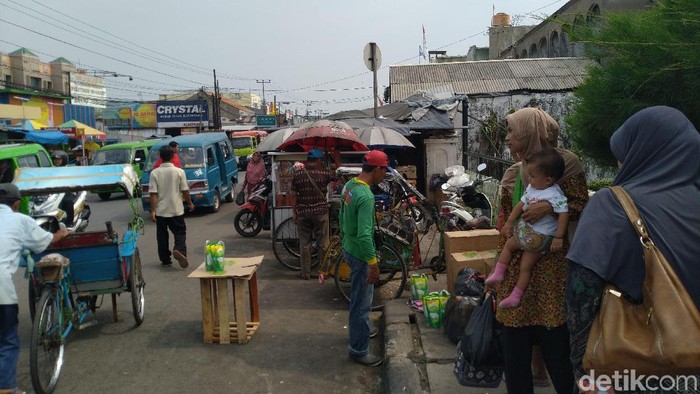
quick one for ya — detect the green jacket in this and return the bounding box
[339,178,377,265]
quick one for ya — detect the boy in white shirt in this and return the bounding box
[486,149,569,308]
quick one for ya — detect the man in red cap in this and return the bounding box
[339,149,388,366]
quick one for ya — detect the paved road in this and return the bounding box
[13,187,383,393]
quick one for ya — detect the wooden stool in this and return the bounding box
[188,256,262,344]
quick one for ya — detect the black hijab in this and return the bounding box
[567,106,700,307]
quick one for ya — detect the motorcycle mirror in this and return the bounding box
[477,163,487,172]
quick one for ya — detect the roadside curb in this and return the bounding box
[383,299,426,393]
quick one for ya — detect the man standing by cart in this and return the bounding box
[291,148,341,280]
[339,150,388,367]
[149,145,194,269]
[0,183,69,394]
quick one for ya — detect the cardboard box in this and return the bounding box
[443,229,500,258]
[447,250,497,293]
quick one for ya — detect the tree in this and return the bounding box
[566,0,700,165]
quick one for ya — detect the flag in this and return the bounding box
[419,45,426,60]
[422,24,427,56]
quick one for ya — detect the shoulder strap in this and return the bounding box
[609,186,653,246]
[303,168,326,198]
[512,167,525,208]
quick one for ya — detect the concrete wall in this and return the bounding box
[463,92,616,181]
[496,0,653,59]
[488,25,534,59]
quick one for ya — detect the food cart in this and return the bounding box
[267,151,367,269]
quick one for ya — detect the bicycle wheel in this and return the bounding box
[272,217,320,271]
[30,287,65,394]
[334,243,408,311]
[129,248,145,326]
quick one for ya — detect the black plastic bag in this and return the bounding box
[443,295,479,344]
[453,292,503,388]
[454,268,485,297]
[235,190,245,206]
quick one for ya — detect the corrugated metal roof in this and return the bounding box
[389,57,594,101]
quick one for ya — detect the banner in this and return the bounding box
[156,100,208,128]
[103,103,157,129]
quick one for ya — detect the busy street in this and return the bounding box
[12,187,384,393]
[3,0,700,393]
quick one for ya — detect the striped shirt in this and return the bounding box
[291,166,334,217]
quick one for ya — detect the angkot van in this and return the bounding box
[141,133,238,213]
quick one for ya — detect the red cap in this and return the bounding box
[363,150,389,167]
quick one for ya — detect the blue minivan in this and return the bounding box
[141,133,238,213]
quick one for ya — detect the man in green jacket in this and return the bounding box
[340,150,389,367]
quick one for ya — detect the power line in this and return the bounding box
[0,41,209,92]
[24,0,256,81]
[0,17,211,86]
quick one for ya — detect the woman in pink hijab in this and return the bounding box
[242,152,267,196]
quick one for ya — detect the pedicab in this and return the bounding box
[14,164,145,394]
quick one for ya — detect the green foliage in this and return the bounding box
[566,0,700,165]
[588,178,614,191]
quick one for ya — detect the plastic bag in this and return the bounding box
[423,292,442,328]
[235,190,245,205]
[453,292,503,387]
[205,240,225,272]
[447,173,470,187]
[454,268,485,297]
[444,165,465,177]
[423,290,451,329]
[410,274,429,301]
[443,295,479,344]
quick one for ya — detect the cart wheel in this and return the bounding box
[273,218,302,270]
[234,208,262,237]
[98,192,111,201]
[209,190,221,213]
[30,287,64,394]
[129,248,145,326]
[272,217,320,271]
[334,243,407,311]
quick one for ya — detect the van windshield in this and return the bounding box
[146,147,204,169]
[92,148,130,165]
[231,137,253,149]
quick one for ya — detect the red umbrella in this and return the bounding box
[277,120,369,152]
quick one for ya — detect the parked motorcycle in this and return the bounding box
[439,163,492,231]
[234,177,272,237]
[29,190,91,233]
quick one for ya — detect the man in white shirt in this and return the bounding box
[149,145,194,268]
[0,183,69,393]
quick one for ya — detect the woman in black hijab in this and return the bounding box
[566,106,700,391]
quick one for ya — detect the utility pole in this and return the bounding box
[256,79,270,114]
[213,69,222,130]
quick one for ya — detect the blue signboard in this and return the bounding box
[256,115,277,127]
[156,100,208,128]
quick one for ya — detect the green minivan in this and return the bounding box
[90,138,164,200]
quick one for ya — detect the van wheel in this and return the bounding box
[209,190,221,213]
[98,192,111,201]
[224,181,235,203]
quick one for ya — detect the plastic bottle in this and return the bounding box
[215,241,225,271]
[205,240,212,271]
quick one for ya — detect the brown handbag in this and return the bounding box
[583,186,700,375]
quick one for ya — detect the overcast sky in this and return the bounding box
[0,0,565,115]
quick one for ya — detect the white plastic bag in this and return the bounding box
[444,165,465,177]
